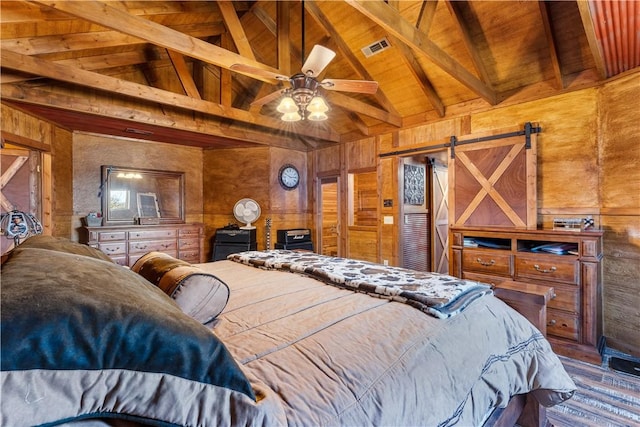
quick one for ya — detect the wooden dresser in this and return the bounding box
[82,223,204,267]
[450,226,604,363]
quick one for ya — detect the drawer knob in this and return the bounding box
[136,245,148,250]
[548,319,557,326]
[533,264,557,273]
[106,247,121,253]
[476,257,495,267]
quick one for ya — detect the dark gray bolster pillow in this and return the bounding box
[132,251,230,324]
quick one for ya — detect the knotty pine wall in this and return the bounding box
[311,71,639,357]
[1,71,637,358]
[203,145,310,259]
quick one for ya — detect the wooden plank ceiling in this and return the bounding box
[1,0,638,151]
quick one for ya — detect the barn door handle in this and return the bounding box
[476,258,495,267]
[533,264,556,273]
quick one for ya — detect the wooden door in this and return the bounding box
[319,177,339,256]
[431,160,449,274]
[449,130,537,229]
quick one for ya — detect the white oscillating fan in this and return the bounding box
[233,198,261,229]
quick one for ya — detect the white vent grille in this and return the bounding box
[361,37,391,58]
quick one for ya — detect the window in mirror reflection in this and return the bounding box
[109,190,130,211]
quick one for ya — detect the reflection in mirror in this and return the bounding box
[348,170,377,227]
[101,166,184,225]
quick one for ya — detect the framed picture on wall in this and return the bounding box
[137,193,160,218]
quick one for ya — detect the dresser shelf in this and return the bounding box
[451,226,604,364]
[82,223,204,267]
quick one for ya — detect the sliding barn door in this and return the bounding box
[450,131,537,229]
[431,161,449,274]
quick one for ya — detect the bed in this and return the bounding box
[1,237,575,427]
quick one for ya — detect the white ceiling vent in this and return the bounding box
[361,37,391,58]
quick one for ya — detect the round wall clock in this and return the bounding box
[278,164,300,190]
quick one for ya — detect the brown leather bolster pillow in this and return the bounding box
[131,252,229,324]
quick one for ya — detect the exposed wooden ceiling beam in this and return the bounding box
[167,50,202,99]
[0,23,227,57]
[305,1,400,118]
[346,111,370,136]
[388,35,445,117]
[277,0,291,75]
[416,0,439,32]
[444,0,493,86]
[325,92,402,127]
[251,4,277,35]
[576,0,607,79]
[30,0,282,83]
[538,1,564,89]
[346,0,497,105]
[1,49,340,142]
[0,85,312,151]
[217,0,256,60]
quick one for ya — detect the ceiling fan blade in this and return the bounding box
[302,45,336,77]
[230,63,290,82]
[251,89,286,107]
[320,79,379,94]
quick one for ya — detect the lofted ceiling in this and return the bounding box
[1,0,638,152]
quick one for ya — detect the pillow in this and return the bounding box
[1,247,255,427]
[132,252,230,324]
[15,234,114,263]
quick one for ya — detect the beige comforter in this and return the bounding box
[196,260,575,426]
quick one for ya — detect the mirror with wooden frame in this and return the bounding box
[101,165,184,225]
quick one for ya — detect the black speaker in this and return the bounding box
[212,242,257,261]
[274,241,313,251]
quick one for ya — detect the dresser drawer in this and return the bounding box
[179,238,200,250]
[179,226,201,238]
[462,249,512,276]
[547,308,579,341]
[97,231,126,242]
[547,285,579,313]
[129,229,177,240]
[179,250,200,263]
[129,240,177,254]
[515,255,578,284]
[98,242,126,256]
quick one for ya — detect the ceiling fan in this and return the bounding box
[231,44,379,121]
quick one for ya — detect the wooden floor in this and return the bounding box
[547,356,640,427]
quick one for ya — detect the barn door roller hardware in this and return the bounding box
[450,122,541,158]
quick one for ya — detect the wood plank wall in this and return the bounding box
[313,71,639,357]
[1,70,637,360]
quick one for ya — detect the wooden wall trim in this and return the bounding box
[1,131,50,152]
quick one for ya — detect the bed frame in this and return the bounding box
[487,394,548,427]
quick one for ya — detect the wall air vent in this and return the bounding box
[124,128,153,136]
[361,37,391,58]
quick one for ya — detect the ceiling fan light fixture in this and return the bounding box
[277,95,298,114]
[307,95,329,113]
[307,111,328,121]
[281,111,302,122]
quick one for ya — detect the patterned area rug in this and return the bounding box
[547,356,640,427]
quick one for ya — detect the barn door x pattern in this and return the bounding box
[450,123,539,230]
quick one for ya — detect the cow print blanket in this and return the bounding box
[227,250,492,319]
